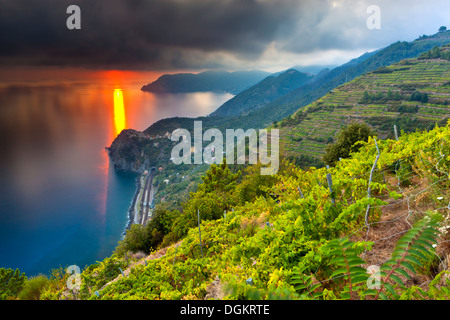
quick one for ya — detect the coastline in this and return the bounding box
[123,174,142,235]
[122,170,157,235]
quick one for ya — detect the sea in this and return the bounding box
[0,68,233,276]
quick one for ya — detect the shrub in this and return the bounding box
[115,224,152,256]
[322,122,376,166]
[18,275,49,300]
[410,90,428,103]
[0,268,27,300]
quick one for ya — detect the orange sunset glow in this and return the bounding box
[113,88,126,136]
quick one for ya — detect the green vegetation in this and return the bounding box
[410,90,429,103]
[211,69,314,117]
[322,122,376,166]
[0,268,26,300]
[0,267,56,300]
[171,161,240,238]
[18,275,49,300]
[360,89,404,103]
[418,45,450,60]
[115,224,155,256]
[291,216,445,300]
[279,45,450,167]
[116,160,279,257]
[33,121,450,300]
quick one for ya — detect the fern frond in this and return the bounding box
[326,238,371,300]
[374,213,442,300]
[290,266,322,299]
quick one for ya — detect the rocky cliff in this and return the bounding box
[107,129,149,173]
[107,128,176,173]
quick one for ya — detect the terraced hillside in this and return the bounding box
[278,45,450,166]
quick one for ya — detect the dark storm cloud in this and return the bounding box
[0,0,449,70]
[0,0,302,69]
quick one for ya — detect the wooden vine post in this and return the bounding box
[364,137,380,228]
[326,173,335,205]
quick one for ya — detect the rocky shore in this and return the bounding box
[122,174,143,235]
[107,128,170,233]
[106,129,150,174]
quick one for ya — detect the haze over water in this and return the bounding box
[0,68,233,276]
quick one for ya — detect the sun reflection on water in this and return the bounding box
[113,88,126,136]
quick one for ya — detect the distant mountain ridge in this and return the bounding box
[141,70,270,94]
[291,64,336,74]
[211,30,450,130]
[210,69,315,117]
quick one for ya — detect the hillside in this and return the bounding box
[41,122,450,300]
[215,31,450,131]
[141,70,269,94]
[134,31,450,139]
[279,45,450,167]
[136,31,450,140]
[210,69,315,117]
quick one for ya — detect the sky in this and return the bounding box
[1,0,449,73]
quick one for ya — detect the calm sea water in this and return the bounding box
[0,69,233,276]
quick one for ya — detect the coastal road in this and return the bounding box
[141,170,155,226]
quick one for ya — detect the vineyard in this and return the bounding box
[41,122,450,300]
[278,45,450,165]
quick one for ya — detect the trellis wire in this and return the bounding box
[305,133,450,291]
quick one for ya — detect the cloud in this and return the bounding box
[0,0,449,71]
[0,0,300,69]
